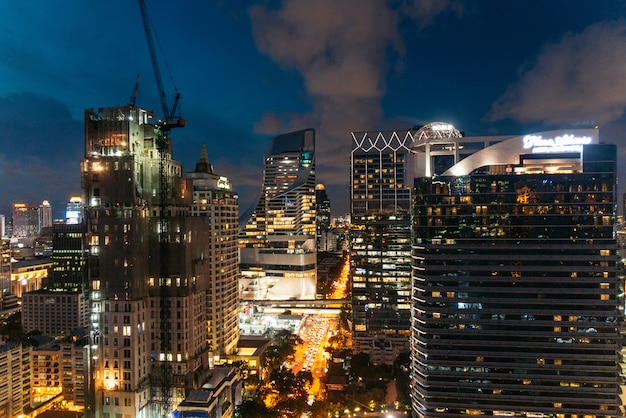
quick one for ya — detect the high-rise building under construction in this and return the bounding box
[83,105,239,417]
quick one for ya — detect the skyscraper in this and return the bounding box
[66,196,84,224]
[12,203,40,237]
[48,222,88,291]
[349,125,462,364]
[410,130,621,417]
[41,200,53,229]
[83,105,236,417]
[187,145,240,362]
[315,183,331,251]
[239,129,316,300]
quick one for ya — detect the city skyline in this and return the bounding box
[1,1,626,217]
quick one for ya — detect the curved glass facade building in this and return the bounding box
[410,129,621,417]
[239,129,317,300]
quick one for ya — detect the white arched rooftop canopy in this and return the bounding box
[412,122,463,143]
[442,128,599,177]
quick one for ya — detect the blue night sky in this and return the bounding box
[1,1,626,218]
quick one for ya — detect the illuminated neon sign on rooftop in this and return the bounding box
[523,134,593,153]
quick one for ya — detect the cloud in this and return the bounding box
[248,0,400,146]
[248,0,460,212]
[401,0,465,27]
[253,111,318,136]
[489,20,626,125]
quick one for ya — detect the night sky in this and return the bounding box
[1,0,626,218]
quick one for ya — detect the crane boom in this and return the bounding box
[138,0,185,127]
[138,0,168,118]
[129,74,140,107]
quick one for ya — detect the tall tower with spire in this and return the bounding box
[187,145,240,361]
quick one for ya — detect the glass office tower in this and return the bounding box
[315,183,331,252]
[410,133,621,417]
[239,129,317,300]
[350,125,466,364]
[350,130,416,364]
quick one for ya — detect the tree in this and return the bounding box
[230,360,257,399]
[393,351,412,407]
[262,329,302,372]
[230,360,251,382]
[270,367,310,399]
[273,397,308,417]
[339,304,351,330]
[308,400,333,418]
[0,312,30,346]
[273,328,303,349]
[233,399,277,418]
[262,345,283,372]
[348,352,371,381]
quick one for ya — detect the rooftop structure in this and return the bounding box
[173,367,242,418]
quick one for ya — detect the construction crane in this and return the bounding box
[129,74,140,107]
[138,0,185,129]
[137,0,185,416]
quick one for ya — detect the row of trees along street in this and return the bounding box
[233,254,412,417]
[233,325,412,417]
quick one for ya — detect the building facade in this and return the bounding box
[11,258,52,298]
[0,341,30,417]
[83,105,233,417]
[22,290,88,336]
[349,125,462,363]
[187,145,240,363]
[315,183,331,252]
[0,237,10,310]
[410,129,622,417]
[22,222,89,336]
[12,203,41,238]
[239,129,317,301]
[48,222,88,291]
[31,335,88,409]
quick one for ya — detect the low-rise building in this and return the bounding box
[174,368,242,418]
[226,336,271,381]
[11,258,52,298]
[22,290,88,336]
[31,333,88,411]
